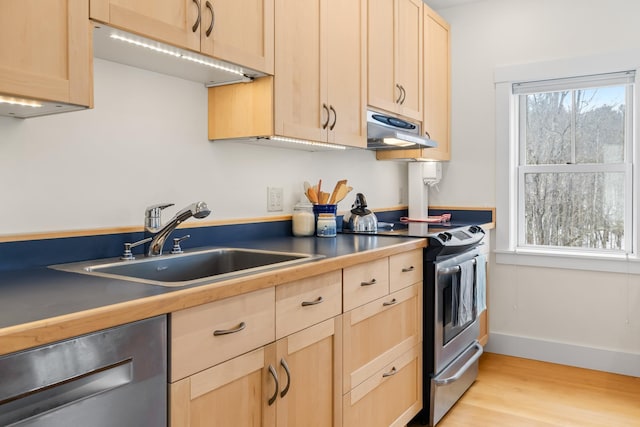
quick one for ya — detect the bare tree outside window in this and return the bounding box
[518,78,631,251]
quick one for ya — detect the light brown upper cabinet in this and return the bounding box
[377,5,450,161]
[208,0,366,149]
[90,0,274,74]
[421,5,451,161]
[0,0,92,114]
[367,0,423,122]
[274,0,366,147]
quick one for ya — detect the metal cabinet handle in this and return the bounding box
[322,104,330,129]
[205,1,214,37]
[268,365,279,405]
[382,366,397,377]
[425,130,431,139]
[360,278,377,286]
[192,0,201,32]
[213,321,246,336]
[329,105,337,130]
[279,358,291,398]
[395,84,403,103]
[399,85,406,104]
[301,296,324,307]
[402,266,415,273]
[383,298,397,307]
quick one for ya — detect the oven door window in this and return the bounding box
[441,263,477,345]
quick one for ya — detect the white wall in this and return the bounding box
[435,0,640,375]
[0,59,407,235]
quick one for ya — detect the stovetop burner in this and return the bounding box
[341,223,485,259]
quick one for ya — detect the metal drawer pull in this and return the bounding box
[268,365,279,405]
[205,1,214,37]
[434,342,483,385]
[382,367,397,378]
[402,266,415,273]
[383,298,397,306]
[301,296,324,306]
[192,0,201,32]
[213,321,246,336]
[279,358,291,398]
[360,278,377,286]
[399,85,406,104]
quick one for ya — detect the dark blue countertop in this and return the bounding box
[0,234,423,331]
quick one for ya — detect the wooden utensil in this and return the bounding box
[329,179,347,204]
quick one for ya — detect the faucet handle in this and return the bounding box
[145,203,174,230]
[145,203,174,218]
[170,235,191,254]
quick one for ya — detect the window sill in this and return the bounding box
[495,249,640,274]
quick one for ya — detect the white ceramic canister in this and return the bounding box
[316,213,337,237]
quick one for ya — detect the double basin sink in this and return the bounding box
[52,248,324,287]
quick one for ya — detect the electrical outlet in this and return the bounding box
[267,187,284,212]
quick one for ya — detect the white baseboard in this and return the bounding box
[485,333,640,377]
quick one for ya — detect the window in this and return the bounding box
[515,72,634,254]
[495,56,640,271]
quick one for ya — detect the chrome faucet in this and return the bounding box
[144,201,211,256]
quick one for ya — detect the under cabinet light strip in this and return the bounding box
[109,33,246,77]
[269,136,347,150]
[0,96,42,108]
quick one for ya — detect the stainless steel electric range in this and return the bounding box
[342,222,486,426]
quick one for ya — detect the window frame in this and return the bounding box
[494,51,640,273]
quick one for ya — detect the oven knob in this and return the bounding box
[437,232,452,242]
[468,225,484,234]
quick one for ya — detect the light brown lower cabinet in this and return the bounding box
[170,316,342,427]
[343,345,422,427]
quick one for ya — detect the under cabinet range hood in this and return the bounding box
[92,24,267,87]
[366,110,437,150]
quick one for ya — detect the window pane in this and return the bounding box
[524,172,625,250]
[524,92,572,165]
[575,86,626,163]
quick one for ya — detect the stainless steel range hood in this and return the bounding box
[367,110,437,150]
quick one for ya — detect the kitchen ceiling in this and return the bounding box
[424,0,484,10]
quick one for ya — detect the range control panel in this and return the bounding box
[426,226,485,259]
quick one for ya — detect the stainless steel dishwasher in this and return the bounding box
[0,315,167,426]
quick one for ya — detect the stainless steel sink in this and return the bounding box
[51,248,324,287]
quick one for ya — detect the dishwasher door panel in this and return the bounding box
[0,315,167,427]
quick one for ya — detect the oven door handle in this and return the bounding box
[433,342,483,386]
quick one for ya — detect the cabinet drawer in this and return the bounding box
[343,345,422,427]
[343,283,421,392]
[389,249,423,292]
[276,270,342,339]
[343,257,389,311]
[171,287,275,381]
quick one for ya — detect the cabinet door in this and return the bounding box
[200,0,274,74]
[274,0,327,143]
[367,0,397,115]
[170,346,277,427]
[422,5,451,160]
[276,317,342,427]
[395,0,423,121]
[90,0,200,52]
[0,0,91,106]
[325,0,366,148]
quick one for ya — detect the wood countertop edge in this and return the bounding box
[0,239,426,356]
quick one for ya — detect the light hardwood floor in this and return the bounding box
[411,352,640,427]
